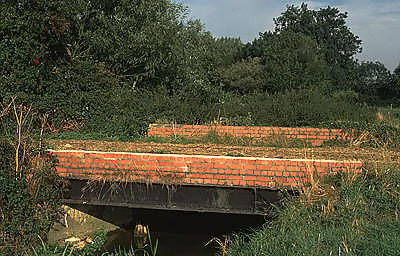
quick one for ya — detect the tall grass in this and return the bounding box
[226,166,400,256]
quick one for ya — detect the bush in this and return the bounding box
[0,105,62,255]
[219,89,375,127]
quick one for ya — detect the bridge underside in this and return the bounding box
[64,179,282,215]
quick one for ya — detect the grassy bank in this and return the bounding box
[226,165,400,256]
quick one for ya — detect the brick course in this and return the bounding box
[147,124,353,146]
[50,150,362,189]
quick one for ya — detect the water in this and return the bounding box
[103,208,267,256]
[49,205,267,256]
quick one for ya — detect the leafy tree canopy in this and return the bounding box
[240,3,362,91]
[356,61,398,105]
[0,0,232,122]
[225,31,330,93]
[259,31,330,92]
[274,3,362,67]
[394,63,400,77]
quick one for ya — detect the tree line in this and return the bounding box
[1,0,399,138]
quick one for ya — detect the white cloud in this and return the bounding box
[181,0,400,71]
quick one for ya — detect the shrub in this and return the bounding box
[219,89,375,127]
[0,104,62,255]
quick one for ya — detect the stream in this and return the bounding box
[49,206,267,256]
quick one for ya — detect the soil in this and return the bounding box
[48,139,400,164]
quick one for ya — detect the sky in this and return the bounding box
[180,0,400,71]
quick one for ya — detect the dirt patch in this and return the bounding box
[47,139,400,164]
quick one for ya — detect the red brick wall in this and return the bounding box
[51,150,362,189]
[147,124,352,146]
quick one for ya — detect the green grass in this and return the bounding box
[226,166,400,256]
[144,130,314,148]
[49,130,314,149]
[29,227,158,256]
[48,131,123,142]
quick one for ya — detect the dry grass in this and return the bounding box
[80,165,186,201]
[205,236,231,256]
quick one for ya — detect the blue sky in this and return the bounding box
[180,0,400,71]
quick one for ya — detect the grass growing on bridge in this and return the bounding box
[49,131,315,149]
[225,166,400,256]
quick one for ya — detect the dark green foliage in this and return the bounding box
[274,3,362,67]
[0,0,240,139]
[219,89,374,127]
[259,31,330,93]
[394,64,400,77]
[80,0,188,88]
[0,102,62,255]
[0,139,62,255]
[242,3,363,92]
[0,0,397,140]
[234,4,397,108]
[0,0,123,127]
[228,31,330,94]
[221,57,265,93]
[227,168,400,256]
[355,62,398,105]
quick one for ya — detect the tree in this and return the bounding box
[222,31,330,93]
[220,57,265,93]
[78,0,190,89]
[0,0,123,125]
[239,31,273,60]
[273,3,362,90]
[356,61,396,105]
[261,31,330,93]
[393,63,400,103]
[395,63,400,77]
[274,3,361,67]
[0,0,234,135]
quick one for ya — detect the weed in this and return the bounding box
[0,100,62,256]
[145,131,313,149]
[29,226,158,256]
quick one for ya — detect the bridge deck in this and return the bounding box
[48,122,400,214]
[50,138,389,214]
[51,149,362,189]
[49,139,400,164]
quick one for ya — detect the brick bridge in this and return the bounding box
[53,124,362,215]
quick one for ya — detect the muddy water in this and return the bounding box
[49,206,266,256]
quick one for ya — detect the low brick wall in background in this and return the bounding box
[51,150,362,189]
[147,124,353,146]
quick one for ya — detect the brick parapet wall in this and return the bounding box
[147,124,353,146]
[51,150,362,189]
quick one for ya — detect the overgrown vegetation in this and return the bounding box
[226,166,400,256]
[1,1,400,255]
[30,226,158,256]
[1,1,399,140]
[0,100,62,255]
[145,132,312,148]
